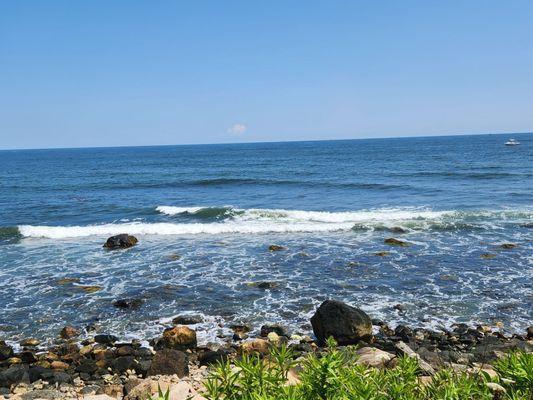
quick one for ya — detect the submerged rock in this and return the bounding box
[480,253,496,259]
[268,244,286,251]
[172,315,203,325]
[113,298,143,310]
[103,234,138,249]
[384,238,410,247]
[310,300,372,346]
[499,243,518,249]
[374,251,390,257]
[60,326,80,340]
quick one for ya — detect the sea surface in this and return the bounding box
[0,133,532,345]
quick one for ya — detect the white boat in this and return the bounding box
[505,138,520,146]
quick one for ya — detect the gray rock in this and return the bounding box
[310,300,372,346]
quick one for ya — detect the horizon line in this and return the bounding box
[1,130,531,152]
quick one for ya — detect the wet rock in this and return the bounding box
[0,342,14,361]
[268,244,286,251]
[384,238,410,247]
[374,251,390,257]
[389,226,408,233]
[172,315,203,325]
[148,349,188,377]
[158,326,197,350]
[20,338,40,347]
[499,243,517,249]
[28,365,55,383]
[310,300,373,346]
[76,358,98,374]
[56,277,80,285]
[113,298,143,310]
[254,281,280,290]
[103,234,138,249]
[50,360,69,370]
[480,253,496,259]
[394,325,413,341]
[59,326,79,340]
[393,304,405,313]
[260,324,288,337]
[79,285,102,293]
[94,334,118,345]
[19,351,37,364]
[527,326,533,339]
[240,339,270,355]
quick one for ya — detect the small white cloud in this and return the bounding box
[227,123,247,135]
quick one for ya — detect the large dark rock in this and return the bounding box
[113,298,143,310]
[0,342,14,361]
[94,334,118,345]
[148,349,188,377]
[103,234,138,249]
[311,300,372,346]
[0,364,29,388]
[260,324,288,337]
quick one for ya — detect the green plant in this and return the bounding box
[148,385,170,400]
[202,343,533,400]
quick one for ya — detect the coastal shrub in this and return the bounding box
[148,385,170,400]
[203,340,533,400]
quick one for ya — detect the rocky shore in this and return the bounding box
[1,299,531,400]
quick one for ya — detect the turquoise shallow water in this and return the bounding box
[0,133,532,344]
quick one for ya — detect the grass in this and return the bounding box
[202,339,533,400]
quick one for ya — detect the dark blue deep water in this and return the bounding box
[0,133,532,345]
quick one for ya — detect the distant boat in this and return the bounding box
[505,138,520,146]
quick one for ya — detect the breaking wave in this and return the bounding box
[13,206,533,239]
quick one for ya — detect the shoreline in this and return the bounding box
[1,300,531,399]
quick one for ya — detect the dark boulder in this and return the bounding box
[29,366,54,383]
[113,298,143,310]
[268,244,286,251]
[311,300,372,346]
[94,334,118,345]
[384,238,410,247]
[0,342,14,361]
[0,364,29,387]
[198,349,232,366]
[112,356,137,374]
[527,326,533,340]
[103,234,138,249]
[148,349,188,378]
[260,324,288,337]
[172,315,203,325]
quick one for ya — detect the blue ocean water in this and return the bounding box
[0,133,532,345]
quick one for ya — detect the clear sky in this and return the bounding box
[1,1,533,149]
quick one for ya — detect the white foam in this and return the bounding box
[155,206,205,215]
[17,206,532,239]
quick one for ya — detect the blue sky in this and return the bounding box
[1,1,532,149]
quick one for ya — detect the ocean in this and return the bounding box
[0,133,531,345]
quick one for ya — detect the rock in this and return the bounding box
[260,324,288,337]
[168,381,196,400]
[240,339,270,355]
[79,285,102,293]
[198,349,231,366]
[20,338,40,347]
[310,300,372,346]
[486,382,506,394]
[499,243,517,249]
[527,326,533,339]
[172,315,203,325]
[84,395,117,400]
[59,326,79,339]
[268,244,286,251]
[0,342,14,361]
[111,356,136,374]
[103,234,138,249]
[0,364,29,387]
[394,325,413,341]
[148,349,188,377]
[395,341,435,375]
[76,359,98,374]
[113,298,143,310]
[355,347,395,368]
[267,332,280,344]
[50,361,69,370]
[94,334,118,345]
[389,226,407,233]
[374,251,390,257]
[19,351,37,364]
[384,238,410,247]
[480,253,496,259]
[253,281,280,290]
[158,326,197,351]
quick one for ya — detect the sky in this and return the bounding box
[1,1,533,149]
